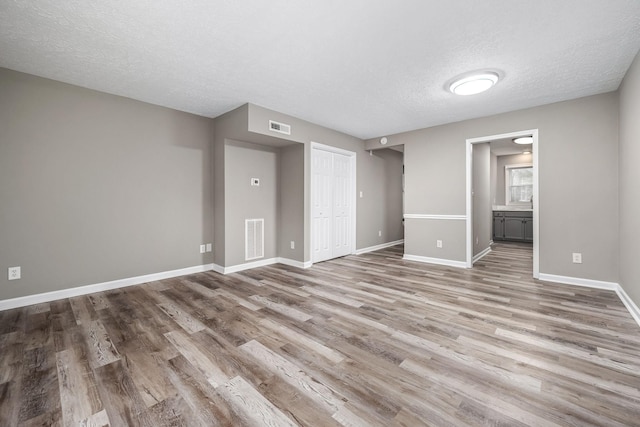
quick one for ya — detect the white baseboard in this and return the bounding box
[0,264,214,311]
[616,286,640,328]
[472,246,492,264]
[276,257,312,269]
[539,273,640,328]
[538,273,618,290]
[211,257,311,275]
[354,239,404,255]
[402,254,467,269]
[211,263,225,275]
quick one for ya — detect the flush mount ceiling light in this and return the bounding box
[513,136,533,145]
[449,72,499,96]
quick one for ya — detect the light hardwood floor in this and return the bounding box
[1,242,639,426]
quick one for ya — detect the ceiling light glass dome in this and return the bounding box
[449,72,499,96]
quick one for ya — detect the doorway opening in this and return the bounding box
[466,129,539,278]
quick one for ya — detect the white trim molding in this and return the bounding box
[616,286,640,328]
[539,273,640,328]
[402,254,467,269]
[355,239,404,255]
[212,257,311,275]
[0,257,316,311]
[404,214,466,220]
[0,263,215,311]
[538,273,618,290]
[472,246,492,264]
[276,258,313,270]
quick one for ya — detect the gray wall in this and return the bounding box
[619,49,640,307]
[212,105,249,266]
[472,143,491,256]
[494,153,533,206]
[246,104,404,261]
[224,140,278,266]
[490,153,498,209]
[366,92,619,282]
[382,149,404,244]
[278,144,305,261]
[358,148,404,249]
[0,68,213,299]
[213,103,403,267]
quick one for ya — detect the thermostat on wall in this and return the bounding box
[251,178,260,186]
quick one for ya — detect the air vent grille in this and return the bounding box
[269,120,291,135]
[245,218,264,260]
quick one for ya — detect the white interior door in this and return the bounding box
[311,145,355,263]
[312,149,333,262]
[332,153,352,258]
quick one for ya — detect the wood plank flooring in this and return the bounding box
[1,242,639,426]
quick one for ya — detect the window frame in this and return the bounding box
[505,163,533,206]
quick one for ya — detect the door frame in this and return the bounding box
[465,129,539,278]
[310,142,357,264]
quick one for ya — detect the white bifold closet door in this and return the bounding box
[312,147,353,263]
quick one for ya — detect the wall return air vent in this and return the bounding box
[245,218,265,261]
[269,120,291,135]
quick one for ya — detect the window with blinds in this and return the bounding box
[506,165,533,205]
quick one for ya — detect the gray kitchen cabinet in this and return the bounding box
[504,217,524,240]
[493,211,533,242]
[523,217,533,242]
[493,213,504,240]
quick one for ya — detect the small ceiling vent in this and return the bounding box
[269,120,291,135]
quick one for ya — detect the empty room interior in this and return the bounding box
[2,1,640,426]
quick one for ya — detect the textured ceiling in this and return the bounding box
[1,1,639,139]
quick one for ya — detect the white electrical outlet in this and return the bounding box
[251,178,260,186]
[378,230,382,237]
[290,241,295,249]
[359,191,363,198]
[8,266,21,280]
[475,236,479,245]
[206,243,212,252]
[572,253,582,264]
[200,245,206,254]
[436,240,443,248]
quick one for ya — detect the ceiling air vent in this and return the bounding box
[269,120,291,135]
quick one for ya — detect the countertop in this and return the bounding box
[492,205,533,212]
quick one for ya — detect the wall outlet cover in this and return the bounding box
[572,253,582,264]
[8,266,21,280]
[206,243,212,252]
[200,244,206,254]
[251,178,260,186]
[436,240,443,248]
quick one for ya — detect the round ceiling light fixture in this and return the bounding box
[380,137,388,145]
[449,72,499,96]
[513,136,533,145]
